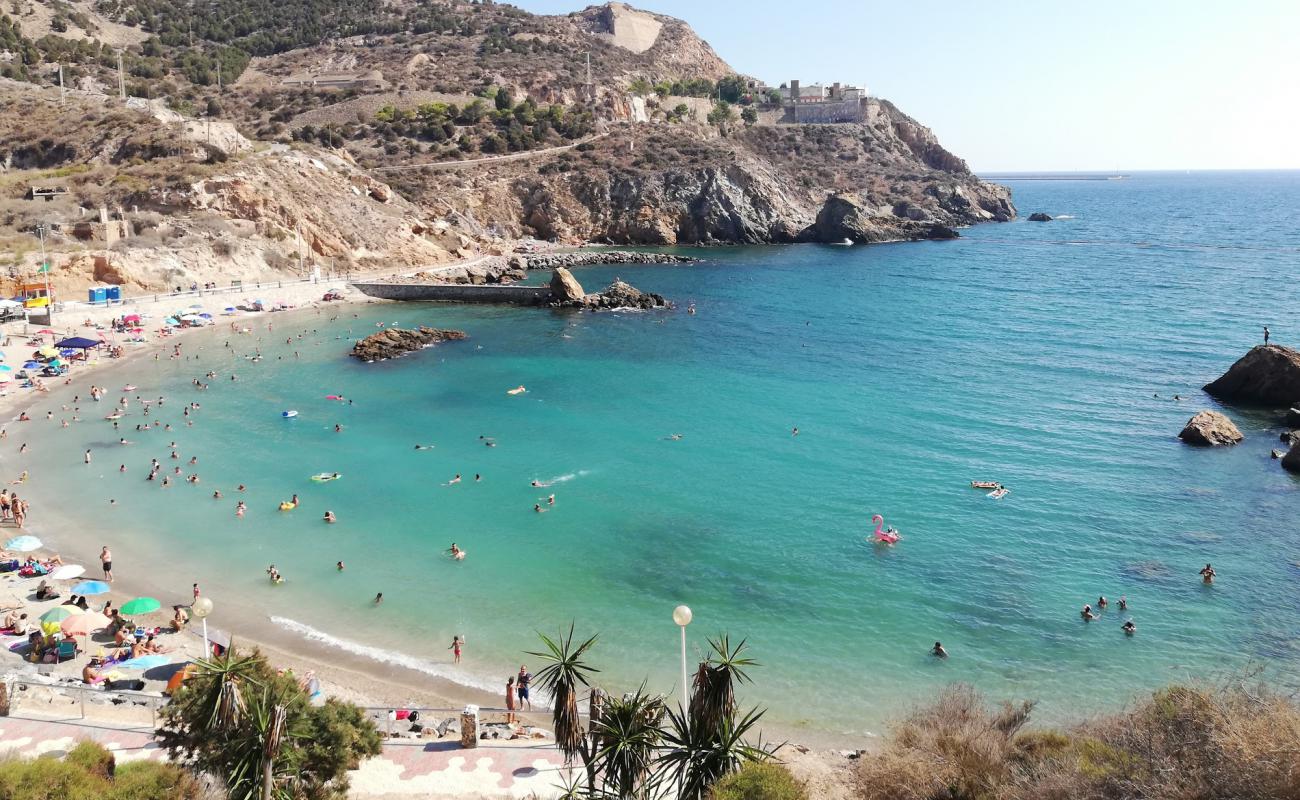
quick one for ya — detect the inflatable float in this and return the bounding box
[988,487,1010,500]
[311,473,342,482]
[870,514,901,545]
[122,385,137,392]
[279,502,297,511]
[325,395,344,400]
[282,410,298,418]
[507,386,526,395]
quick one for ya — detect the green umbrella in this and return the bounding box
[40,606,80,624]
[120,597,161,615]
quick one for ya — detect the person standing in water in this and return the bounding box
[1200,563,1216,584]
[450,635,463,664]
[931,641,948,658]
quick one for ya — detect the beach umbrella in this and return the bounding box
[37,346,57,358]
[199,313,212,319]
[120,597,161,615]
[0,365,12,372]
[36,329,56,335]
[22,361,39,369]
[39,605,81,634]
[163,318,179,327]
[61,611,109,637]
[47,564,85,580]
[117,654,171,671]
[4,535,41,552]
[71,580,110,595]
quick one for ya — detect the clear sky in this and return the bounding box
[511,0,1300,172]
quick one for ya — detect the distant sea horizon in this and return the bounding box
[14,170,1300,740]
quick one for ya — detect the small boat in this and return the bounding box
[970,480,1001,490]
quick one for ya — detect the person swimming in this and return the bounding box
[1122,620,1136,635]
[449,543,465,560]
[534,504,546,513]
[1118,596,1128,611]
[1081,604,1098,621]
[323,511,336,523]
[414,444,434,450]
[1097,596,1108,609]
[931,641,948,658]
[448,474,461,485]
[1199,563,1216,584]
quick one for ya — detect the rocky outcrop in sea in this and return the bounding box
[1203,345,1300,407]
[1178,410,1244,446]
[548,267,670,310]
[351,326,468,362]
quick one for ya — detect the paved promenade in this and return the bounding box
[0,713,570,798]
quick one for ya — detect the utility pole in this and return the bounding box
[58,64,64,99]
[117,51,126,100]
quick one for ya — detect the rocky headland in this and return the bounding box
[350,326,468,362]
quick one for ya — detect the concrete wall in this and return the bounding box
[352,283,554,305]
[785,99,865,124]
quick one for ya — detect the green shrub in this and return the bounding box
[710,762,807,800]
[0,742,204,800]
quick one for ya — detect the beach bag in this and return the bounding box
[0,559,18,572]
[106,679,145,691]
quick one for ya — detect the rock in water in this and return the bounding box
[1178,410,1244,446]
[1284,407,1300,427]
[1284,443,1300,473]
[550,268,586,303]
[1203,345,1300,406]
[582,281,671,310]
[351,326,467,362]
[1028,212,1053,222]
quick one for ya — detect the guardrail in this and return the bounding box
[5,677,169,726]
[358,704,579,741]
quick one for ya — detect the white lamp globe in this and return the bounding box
[191,596,214,619]
[672,605,693,627]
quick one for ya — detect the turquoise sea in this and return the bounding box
[12,171,1300,738]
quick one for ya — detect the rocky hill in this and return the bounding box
[0,1,1014,291]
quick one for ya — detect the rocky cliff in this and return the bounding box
[1204,345,1300,407]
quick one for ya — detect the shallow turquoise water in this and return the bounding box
[11,171,1300,737]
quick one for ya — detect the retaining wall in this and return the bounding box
[351,283,554,305]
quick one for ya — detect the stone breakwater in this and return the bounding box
[350,326,468,362]
[514,251,696,270]
[384,251,696,288]
[549,268,670,310]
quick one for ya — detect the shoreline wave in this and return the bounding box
[269,615,503,697]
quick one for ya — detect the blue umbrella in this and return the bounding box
[4,535,41,552]
[71,580,111,595]
[0,365,11,372]
[117,654,172,671]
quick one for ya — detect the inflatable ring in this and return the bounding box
[282,410,298,418]
[279,502,296,511]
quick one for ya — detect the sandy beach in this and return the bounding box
[0,271,548,723]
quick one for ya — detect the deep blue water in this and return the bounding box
[14,170,1300,738]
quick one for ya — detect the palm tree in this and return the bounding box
[529,624,600,783]
[590,686,665,799]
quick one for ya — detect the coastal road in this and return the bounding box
[368,133,609,173]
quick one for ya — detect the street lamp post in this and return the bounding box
[673,605,692,716]
[191,596,214,657]
[36,224,51,322]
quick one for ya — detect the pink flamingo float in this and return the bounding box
[870,514,901,545]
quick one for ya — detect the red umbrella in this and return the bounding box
[36,329,56,335]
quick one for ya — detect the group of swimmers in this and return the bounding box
[1079,594,1137,634]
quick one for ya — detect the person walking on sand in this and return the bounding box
[506,675,517,724]
[1264,326,1270,344]
[100,546,113,582]
[517,665,532,710]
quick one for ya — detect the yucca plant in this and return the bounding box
[590,686,666,799]
[657,703,771,800]
[529,624,600,768]
[689,635,756,737]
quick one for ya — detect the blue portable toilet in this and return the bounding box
[88,287,108,304]
[105,285,122,301]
